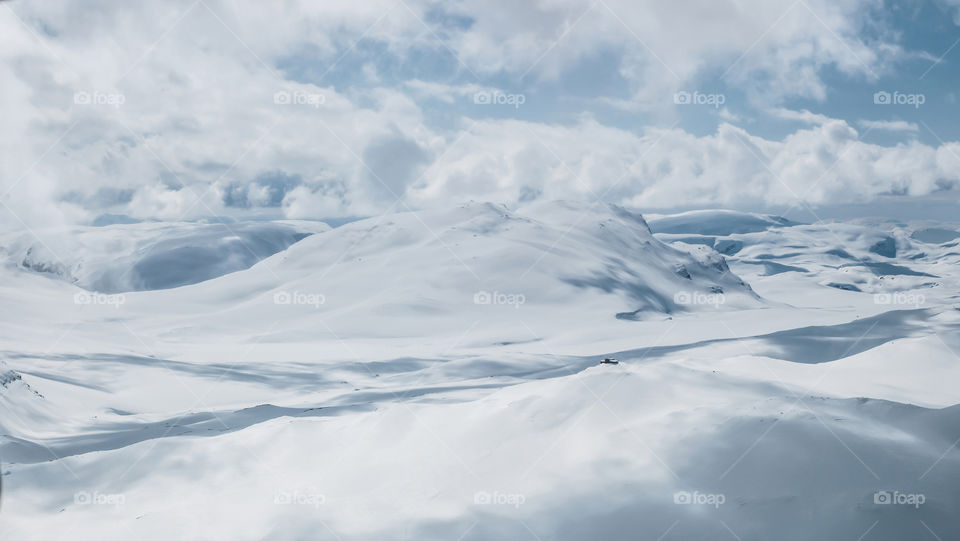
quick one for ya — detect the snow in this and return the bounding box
[645,209,800,236]
[1,201,959,540]
[1,220,328,293]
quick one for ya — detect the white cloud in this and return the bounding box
[402,80,501,105]
[0,0,440,225]
[941,0,960,25]
[409,116,960,209]
[770,108,833,125]
[718,107,741,122]
[445,0,897,105]
[857,119,919,132]
[0,0,955,229]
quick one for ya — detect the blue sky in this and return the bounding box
[273,0,960,143]
[2,0,960,227]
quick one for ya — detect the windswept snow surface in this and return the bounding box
[1,202,959,540]
[1,220,328,293]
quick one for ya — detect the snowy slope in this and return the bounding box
[0,201,763,355]
[1,202,959,541]
[646,209,800,235]
[1,220,328,293]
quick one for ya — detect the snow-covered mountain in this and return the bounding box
[161,201,762,334]
[0,202,764,354]
[1,220,328,293]
[1,202,959,541]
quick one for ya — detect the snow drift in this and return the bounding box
[1,221,328,293]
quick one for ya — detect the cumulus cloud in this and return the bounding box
[409,116,960,208]
[0,0,434,225]
[445,0,896,104]
[220,171,302,209]
[0,0,956,230]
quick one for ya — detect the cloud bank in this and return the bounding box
[0,0,957,228]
